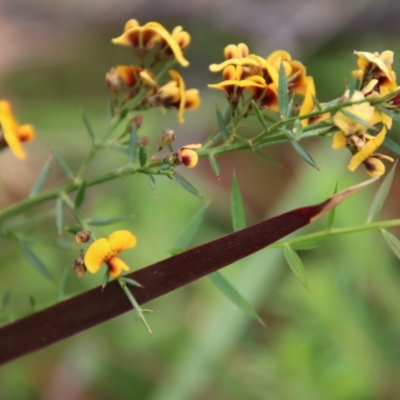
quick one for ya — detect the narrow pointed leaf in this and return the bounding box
[209,154,220,178]
[74,180,87,209]
[283,244,309,289]
[174,173,201,198]
[378,106,400,124]
[128,125,137,164]
[50,147,74,180]
[290,236,326,250]
[341,109,375,130]
[29,296,35,311]
[216,106,229,141]
[55,198,64,237]
[147,174,157,195]
[381,229,400,260]
[121,277,143,288]
[58,269,69,300]
[223,104,231,124]
[1,290,10,310]
[251,100,268,131]
[384,136,400,157]
[138,145,147,167]
[86,215,136,226]
[347,77,360,99]
[327,182,339,230]
[0,178,377,365]
[231,174,246,231]
[290,140,319,170]
[20,243,53,281]
[108,100,115,120]
[29,157,52,197]
[368,161,397,222]
[278,63,289,118]
[255,150,282,167]
[64,225,83,235]
[209,271,264,325]
[173,203,209,251]
[80,110,95,144]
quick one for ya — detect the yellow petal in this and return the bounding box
[112,26,189,67]
[84,238,112,274]
[348,126,387,171]
[209,57,260,73]
[179,148,199,168]
[0,101,25,159]
[363,157,385,177]
[107,256,130,277]
[184,89,201,110]
[108,230,137,254]
[332,131,347,149]
[299,76,316,127]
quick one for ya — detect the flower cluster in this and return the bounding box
[331,51,400,177]
[107,19,200,123]
[208,44,313,114]
[0,100,35,160]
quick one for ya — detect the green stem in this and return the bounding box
[268,219,400,249]
[0,166,172,224]
[118,277,154,336]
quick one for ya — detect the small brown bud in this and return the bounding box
[159,128,176,150]
[76,230,91,244]
[74,250,87,277]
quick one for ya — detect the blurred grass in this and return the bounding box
[1,11,400,400]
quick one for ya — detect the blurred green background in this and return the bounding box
[1,1,400,399]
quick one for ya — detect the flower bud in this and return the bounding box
[76,230,91,244]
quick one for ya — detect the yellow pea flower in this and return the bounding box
[84,230,137,278]
[0,100,35,160]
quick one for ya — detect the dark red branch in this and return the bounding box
[0,179,374,365]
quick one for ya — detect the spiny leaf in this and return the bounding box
[86,215,136,226]
[283,244,309,289]
[80,110,95,144]
[347,77,360,99]
[381,229,400,260]
[290,236,326,250]
[64,225,83,235]
[148,174,157,195]
[1,290,10,310]
[120,277,142,288]
[20,243,53,281]
[251,100,268,131]
[368,161,397,222]
[173,203,209,251]
[128,125,137,164]
[55,198,64,237]
[74,180,87,209]
[138,145,147,167]
[378,106,400,124]
[327,182,339,230]
[216,106,229,141]
[231,174,246,231]
[174,172,201,198]
[29,157,52,197]
[278,63,289,118]
[209,154,220,178]
[50,147,74,180]
[341,109,375,130]
[58,269,69,300]
[290,140,319,170]
[384,136,400,157]
[209,271,265,325]
[254,150,282,167]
